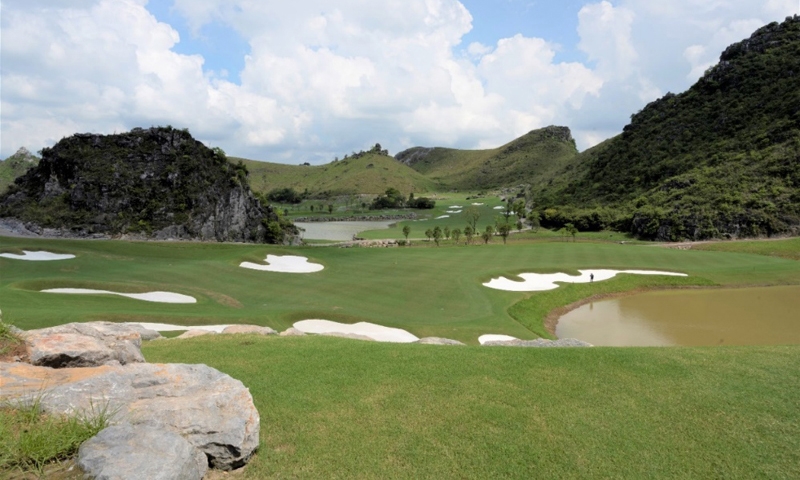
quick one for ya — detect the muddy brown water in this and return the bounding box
[555,285,800,346]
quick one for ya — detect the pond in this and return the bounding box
[295,221,395,241]
[555,285,800,346]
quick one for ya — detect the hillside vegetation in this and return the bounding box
[0,147,39,194]
[0,127,295,243]
[537,16,800,240]
[233,145,440,197]
[395,126,578,191]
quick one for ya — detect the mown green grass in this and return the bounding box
[143,336,800,479]
[2,236,799,342]
[693,237,800,261]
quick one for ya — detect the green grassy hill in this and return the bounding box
[0,147,39,194]
[395,126,578,191]
[537,16,800,240]
[232,152,441,196]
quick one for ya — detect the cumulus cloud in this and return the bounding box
[1,0,797,160]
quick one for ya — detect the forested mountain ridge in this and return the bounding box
[0,127,296,243]
[536,15,800,240]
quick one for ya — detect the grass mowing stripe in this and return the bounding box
[143,336,800,479]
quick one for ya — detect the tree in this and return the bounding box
[483,225,494,244]
[503,199,513,221]
[425,228,433,241]
[464,206,481,232]
[513,199,526,221]
[310,205,314,213]
[497,222,511,244]
[527,211,540,232]
[402,225,411,241]
[516,219,524,232]
[452,228,462,244]
[565,222,578,242]
[327,204,334,214]
[444,226,451,240]
[433,226,443,246]
[464,225,474,245]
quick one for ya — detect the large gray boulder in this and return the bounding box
[78,423,208,480]
[23,321,148,367]
[279,327,306,337]
[0,362,260,470]
[175,329,216,339]
[416,337,466,346]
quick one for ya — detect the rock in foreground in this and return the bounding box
[0,362,260,470]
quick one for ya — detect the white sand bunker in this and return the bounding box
[450,205,463,209]
[479,334,518,345]
[471,202,484,206]
[293,319,419,343]
[446,210,462,214]
[483,269,688,292]
[240,254,323,273]
[130,322,230,332]
[0,250,75,261]
[41,288,197,304]
[493,206,504,210]
[435,215,450,219]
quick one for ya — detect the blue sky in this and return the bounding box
[1,0,797,163]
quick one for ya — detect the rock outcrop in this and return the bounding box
[78,423,208,480]
[222,325,277,335]
[1,362,260,471]
[0,127,297,243]
[22,322,156,368]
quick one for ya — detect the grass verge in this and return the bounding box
[143,335,800,479]
[692,237,800,261]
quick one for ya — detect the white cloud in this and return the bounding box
[1,0,797,160]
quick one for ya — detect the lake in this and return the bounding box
[295,221,395,241]
[555,285,800,346]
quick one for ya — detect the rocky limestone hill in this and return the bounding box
[394,126,578,191]
[0,147,40,194]
[0,127,297,243]
[537,16,800,240]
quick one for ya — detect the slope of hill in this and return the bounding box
[0,147,40,194]
[537,16,800,240]
[232,149,440,196]
[0,127,295,243]
[395,126,578,190]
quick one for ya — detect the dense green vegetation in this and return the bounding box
[2,235,799,342]
[144,336,800,478]
[0,148,39,195]
[537,17,800,240]
[395,126,578,191]
[0,127,294,243]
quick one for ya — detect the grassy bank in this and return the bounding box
[143,335,800,479]
[2,236,799,342]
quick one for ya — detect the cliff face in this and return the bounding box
[0,127,296,243]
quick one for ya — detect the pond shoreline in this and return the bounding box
[543,283,795,338]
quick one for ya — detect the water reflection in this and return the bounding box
[556,286,800,346]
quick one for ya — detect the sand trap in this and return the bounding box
[493,206,504,210]
[435,215,450,219]
[446,210,462,214]
[450,205,463,209]
[293,319,419,343]
[471,202,484,206]
[483,269,688,292]
[479,334,518,345]
[240,254,323,273]
[0,250,75,261]
[129,322,230,332]
[41,288,197,303]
